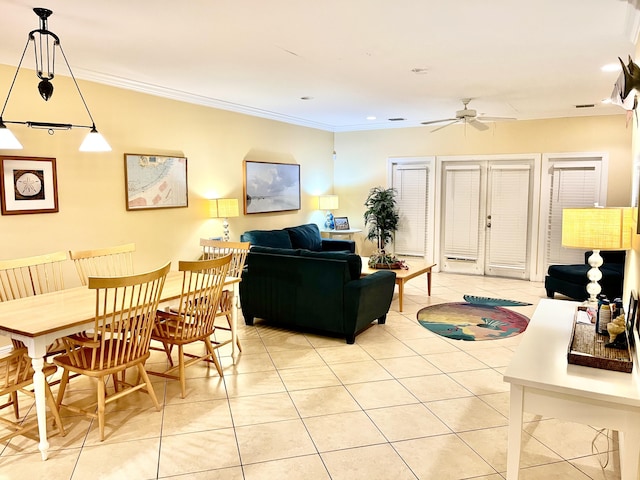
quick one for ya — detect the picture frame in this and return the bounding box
[243,160,300,214]
[0,156,58,215]
[334,216,350,230]
[124,154,188,210]
[629,289,638,344]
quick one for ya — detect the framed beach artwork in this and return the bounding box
[243,160,300,214]
[0,156,58,215]
[124,154,188,210]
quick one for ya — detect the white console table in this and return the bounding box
[321,228,362,240]
[503,298,640,480]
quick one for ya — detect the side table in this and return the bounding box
[321,228,362,240]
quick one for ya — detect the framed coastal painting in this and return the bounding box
[124,154,188,210]
[243,160,300,214]
[0,156,58,215]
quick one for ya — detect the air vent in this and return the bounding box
[388,117,406,121]
[575,104,595,108]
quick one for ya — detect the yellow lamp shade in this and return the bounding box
[319,195,339,210]
[209,198,239,218]
[562,207,632,251]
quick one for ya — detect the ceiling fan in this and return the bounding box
[421,98,516,132]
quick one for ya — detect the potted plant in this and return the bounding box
[363,186,405,269]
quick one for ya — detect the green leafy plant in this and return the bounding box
[364,186,401,267]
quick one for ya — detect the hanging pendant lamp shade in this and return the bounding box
[79,125,112,152]
[0,121,23,149]
[0,8,110,152]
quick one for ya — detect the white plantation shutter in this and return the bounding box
[394,164,430,256]
[546,163,601,266]
[443,165,481,260]
[487,165,530,271]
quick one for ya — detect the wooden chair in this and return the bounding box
[0,251,67,302]
[200,239,249,352]
[53,262,170,441]
[0,251,69,376]
[68,243,135,286]
[0,347,65,443]
[149,255,232,398]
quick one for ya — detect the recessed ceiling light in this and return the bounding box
[366,116,376,120]
[601,63,621,72]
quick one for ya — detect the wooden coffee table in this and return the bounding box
[360,257,435,312]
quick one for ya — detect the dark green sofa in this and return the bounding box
[240,223,355,253]
[239,247,396,343]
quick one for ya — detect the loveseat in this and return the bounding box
[239,247,396,343]
[545,250,625,301]
[240,223,355,253]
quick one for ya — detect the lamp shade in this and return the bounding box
[0,122,23,149]
[210,198,239,218]
[79,127,111,152]
[562,207,632,251]
[319,195,339,210]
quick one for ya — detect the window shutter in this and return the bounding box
[546,163,600,265]
[395,165,429,256]
[443,165,481,260]
[487,165,530,271]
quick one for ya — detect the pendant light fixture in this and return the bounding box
[0,8,111,152]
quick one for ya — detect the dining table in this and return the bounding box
[0,269,240,460]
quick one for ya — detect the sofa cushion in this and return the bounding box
[249,246,301,256]
[241,229,293,249]
[285,224,322,251]
[299,250,362,280]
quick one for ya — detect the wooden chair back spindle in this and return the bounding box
[69,243,135,286]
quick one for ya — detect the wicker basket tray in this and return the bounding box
[567,308,633,373]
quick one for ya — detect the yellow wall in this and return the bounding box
[0,64,334,283]
[334,115,632,254]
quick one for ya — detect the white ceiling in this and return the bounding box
[0,0,638,132]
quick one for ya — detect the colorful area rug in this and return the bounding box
[416,295,531,341]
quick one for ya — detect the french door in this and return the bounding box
[440,157,535,279]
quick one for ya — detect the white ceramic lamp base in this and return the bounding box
[585,249,603,306]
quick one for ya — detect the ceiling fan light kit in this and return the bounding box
[421,98,516,133]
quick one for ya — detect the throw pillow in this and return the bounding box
[286,224,322,251]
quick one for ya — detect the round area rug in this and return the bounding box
[417,302,529,341]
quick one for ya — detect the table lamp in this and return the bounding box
[210,198,240,241]
[319,195,339,229]
[561,207,632,306]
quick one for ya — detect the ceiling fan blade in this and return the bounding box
[478,116,517,122]
[430,120,460,132]
[468,118,489,131]
[421,118,457,126]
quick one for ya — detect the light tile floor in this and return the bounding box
[0,271,622,479]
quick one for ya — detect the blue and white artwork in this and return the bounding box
[244,161,300,214]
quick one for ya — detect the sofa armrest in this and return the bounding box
[321,238,356,253]
[344,270,396,332]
